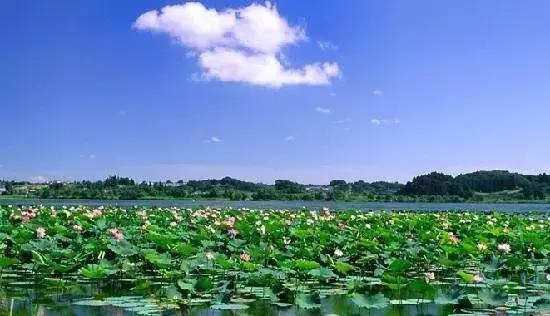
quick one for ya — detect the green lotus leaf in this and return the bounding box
[350,293,389,309]
[478,289,508,306]
[295,293,321,310]
[210,303,249,310]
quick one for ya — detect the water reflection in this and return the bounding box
[1,295,455,316]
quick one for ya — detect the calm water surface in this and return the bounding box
[1,198,550,212]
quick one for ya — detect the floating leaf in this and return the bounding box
[210,303,249,310]
[350,293,389,309]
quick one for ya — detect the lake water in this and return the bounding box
[1,198,550,212]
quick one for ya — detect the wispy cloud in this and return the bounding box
[204,136,222,143]
[372,89,383,96]
[285,136,296,141]
[135,2,341,88]
[330,118,351,124]
[315,107,331,114]
[370,118,400,126]
[317,40,338,51]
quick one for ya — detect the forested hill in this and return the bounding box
[399,170,550,200]
[1,170,550,202]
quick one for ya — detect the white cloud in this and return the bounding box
[285,135,295,141]
[135,2,341,88]
[204,136,222,143]
[315,107,331,114]
[199,48,339,87]
[371,118,400,126]
[372,89,383,96]
[89,154,96,159]
[330,118,351,124]
[317,40,338,51]
[370,119,383,126]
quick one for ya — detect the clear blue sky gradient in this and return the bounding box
[2,1,550,184]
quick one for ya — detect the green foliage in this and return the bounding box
[295,293,321,310]
[79,262,116,279]
[350,293,389,309]
[0,205,548,314]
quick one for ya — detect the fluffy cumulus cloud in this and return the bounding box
[135,1,341,88]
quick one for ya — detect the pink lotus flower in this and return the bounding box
[338,223,346,230]
[36,227,46,239]
[108,228,124,242]
[73,224,83,232]
[225,216,236,227]
[448,232,459,244]
[228,228,239,238]
[239,253,250,262]
[21,209,36,223]
[424,272,435,282]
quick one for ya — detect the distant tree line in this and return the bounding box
[2,170,550,201]
[399,170,549,200]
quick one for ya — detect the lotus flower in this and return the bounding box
[334,248,344,257]
[239,253,250,262]
[228,228,239,238]
[108,228,124,242]
[225,216,236,227]
[36,227,46,239]
[477,243,488,251]
[473,274,484,283]
[424,272,435,282]
[448,232,459,244]
[497,243,511,253]
[205,252,214,261]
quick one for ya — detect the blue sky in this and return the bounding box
[2,1,550,184]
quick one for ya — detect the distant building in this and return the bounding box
[305,185,330,192]
[0,184,6,195]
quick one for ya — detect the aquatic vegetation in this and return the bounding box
[0,205,549,315]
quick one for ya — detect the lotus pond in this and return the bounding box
[0,205,549,315]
